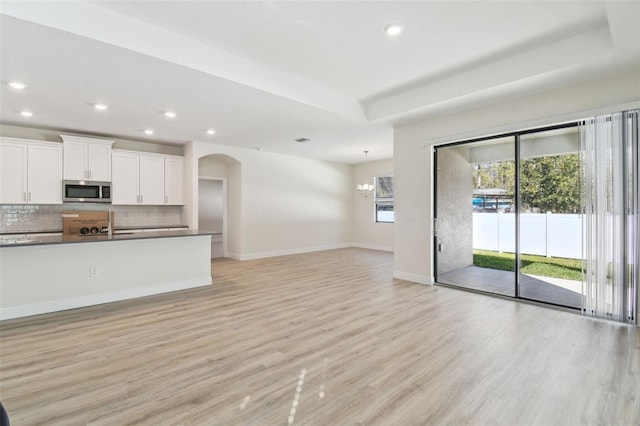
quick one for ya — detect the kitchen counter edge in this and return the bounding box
[0,230,214,247]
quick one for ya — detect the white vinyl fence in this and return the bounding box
[473,212,582,259]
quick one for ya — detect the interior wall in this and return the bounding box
[393,70,640,285]
[352,158,394,251]
[435,146,473,274]
[189,142,353,260]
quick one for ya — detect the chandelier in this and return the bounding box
[357,150,375,198]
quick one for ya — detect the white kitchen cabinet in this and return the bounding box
[164,156,183,205]
[0,141,26,204]
[112,150,183,205]
[111,151,139,205]
[61,135,113,181]
[139,155,164,205]
[28,143,64,204]
[0,138,62,204]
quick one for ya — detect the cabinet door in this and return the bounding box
[139,155,165,205]
[164,157,183,205]
[111,153,140,205]
[87,143,112,181]
[28,144,63,204]
[63,141,87,180]
[0,142,28,203]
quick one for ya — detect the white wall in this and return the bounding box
[352,158,394,251]
[394,70,640,285]
[188,142,353,260]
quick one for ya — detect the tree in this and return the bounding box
[472,154,581,213]
[520,154,581,213]
[473,161,515,196]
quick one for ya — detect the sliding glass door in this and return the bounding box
[435,136,516,297]
[434,111,638,323]
[518,126,583,309]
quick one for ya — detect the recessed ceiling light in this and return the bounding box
[20,111,33,117]
[385,24,402,36]
[9,81,26,89]
[206,129,216,135]
[144,129,154,135]
[94,103,109,111]
[294,138,310,143]
[164,111,176,118]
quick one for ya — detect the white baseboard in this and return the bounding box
[226,251,242,260]
[351,243,394,252]
[239,243,351,260]
[393,270,433,285]
[0,277,212,321]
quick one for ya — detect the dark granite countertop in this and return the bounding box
[0,229,214,247]
[0,225,189,236]
[114,225,189,231]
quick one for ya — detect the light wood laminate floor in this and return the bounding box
[1,248,638,425]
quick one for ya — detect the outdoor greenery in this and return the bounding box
[473,249,583,281]
[473,154,581,213]
[521,154,581,213]
[474,161,515,197]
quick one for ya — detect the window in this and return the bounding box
[375,175,394,223]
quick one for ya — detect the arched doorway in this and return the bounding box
[198,153,241,259]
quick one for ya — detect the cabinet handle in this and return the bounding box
[28,192,31,202]
[23,192,26,202]
[89,170,92,179]
[165,195,168,204]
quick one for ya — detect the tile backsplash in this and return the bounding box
[0,204,185,233]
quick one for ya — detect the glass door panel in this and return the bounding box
[435,137,516,297]
[519,126,583,308]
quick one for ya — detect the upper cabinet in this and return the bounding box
[139,155,165,205]
[0,138,63,204]
[111,150,183,206]
[111,151,140,205]
[164,157,184,205]
[61,135,113,181]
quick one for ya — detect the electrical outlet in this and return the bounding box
[90,266,99,278]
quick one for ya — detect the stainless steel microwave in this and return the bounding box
[63,180,111,203]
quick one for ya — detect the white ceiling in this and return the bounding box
[1,1,639,163]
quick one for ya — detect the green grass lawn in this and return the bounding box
[473,249,584,281]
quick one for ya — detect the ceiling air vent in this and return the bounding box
[294,138,310,143]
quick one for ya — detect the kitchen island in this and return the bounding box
[0,230,213,320]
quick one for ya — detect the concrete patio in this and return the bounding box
[438,265,583,309]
